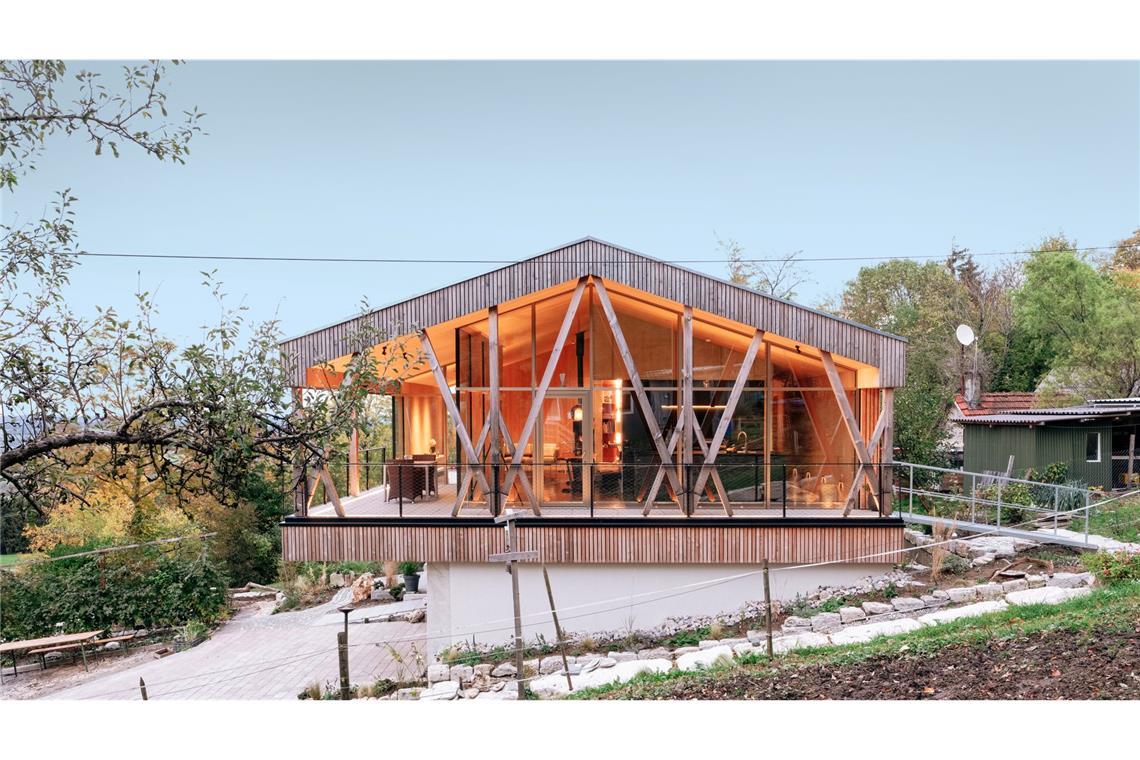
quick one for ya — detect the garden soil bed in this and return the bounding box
[600,628,1140,700]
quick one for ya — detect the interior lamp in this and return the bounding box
[571,404,584,422]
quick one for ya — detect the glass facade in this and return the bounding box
[399,281,868,509]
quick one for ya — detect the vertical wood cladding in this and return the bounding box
[280,238,907,388]
[281,520,905,565]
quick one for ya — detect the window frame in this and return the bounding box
[1085,431,1101,463]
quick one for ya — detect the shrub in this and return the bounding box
[203,474,289,587]
[1081,551,1140,585]
[0,544,227,640]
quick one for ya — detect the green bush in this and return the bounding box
[1081,551,1140,585]
[0,544,228,640]
[208,474,289,587]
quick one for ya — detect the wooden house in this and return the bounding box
[279,237,908,651]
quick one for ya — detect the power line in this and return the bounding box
[4,533,216,567]
[22,244,1122,266]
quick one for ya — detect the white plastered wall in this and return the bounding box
[425,561,888,659]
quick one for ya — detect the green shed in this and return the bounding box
[952,396,1140,490]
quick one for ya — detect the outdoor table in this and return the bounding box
[0,630,102,680]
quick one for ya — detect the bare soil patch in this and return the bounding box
[601,628,1140,700]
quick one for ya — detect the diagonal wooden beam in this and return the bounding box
[502,277,589,499]
[840,391,891,516]
[692,418,733,516]
[319,467,346,518]
[820,351,884,516]
[642,424,683,515]
[593,278,685,499]
[452,416,491,516]
[692,330,764,499]
[420,328,492,499]
[497,415,538,514]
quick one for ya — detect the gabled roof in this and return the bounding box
[280,236,908,387]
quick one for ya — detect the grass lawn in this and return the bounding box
[1087,496,1140,543]
[569,581,1140,700]
[0,554,33,567]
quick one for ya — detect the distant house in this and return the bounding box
[951,395,1140,490]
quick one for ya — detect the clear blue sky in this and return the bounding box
[5,61,1138,344]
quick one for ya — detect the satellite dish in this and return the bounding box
[955,324,976,347]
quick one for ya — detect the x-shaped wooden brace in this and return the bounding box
[592,278,686,510]
[820,351,887,516]
[420,328,493,512]
[690,329,764,517]
[501,277,589,506]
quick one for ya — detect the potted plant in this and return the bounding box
[399,561,424,593]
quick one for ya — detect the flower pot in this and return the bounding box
[401,573,421,594]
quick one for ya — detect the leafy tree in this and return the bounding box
[1014,237,1140,399]
[1,60,420,521]
[1107,228,1140,273]
[832,259,960,463]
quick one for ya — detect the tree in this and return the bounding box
[1014,237,1140,399]
[719,235,807,301]
[832,259,961,464]
[1107,228,1140,273]
[1,61,418,522]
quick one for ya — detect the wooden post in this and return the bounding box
[139,676,148,700]
[763,558,774,660]
[1128,433,1136,489]
[347,427,361,497]
[681,306,694,516]
[488,306,502,515]
[505,516,526,700]
[541,566,573,693]
[337,630,351,700]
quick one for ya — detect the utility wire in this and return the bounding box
[4,533,216,567]
[18,244,1121,266]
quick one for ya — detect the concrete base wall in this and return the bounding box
[426,562,889,659]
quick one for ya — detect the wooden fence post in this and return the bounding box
[763,558,774,660]
[337,631,351,700]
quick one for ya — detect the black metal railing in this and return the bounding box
[295,458,899,520]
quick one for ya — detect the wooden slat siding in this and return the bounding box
[280,238,907,387]
[281,522,904,565]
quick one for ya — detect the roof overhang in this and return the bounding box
[279,236,909,388]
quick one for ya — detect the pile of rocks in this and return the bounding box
[904,529,1042,567]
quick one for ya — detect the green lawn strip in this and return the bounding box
[1087,497,1140,543]
[568,582,1140,699]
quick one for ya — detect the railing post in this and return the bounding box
[970,473,976,523]
[908,464,914,516]
[1053,487,1059,534]
[493,462,501,517]
[781,464,787,518]
[996,479,1003,529]
[589,462,594,519]
[1084,490,1091,545]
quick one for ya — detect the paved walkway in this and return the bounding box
[46,590,427,700]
